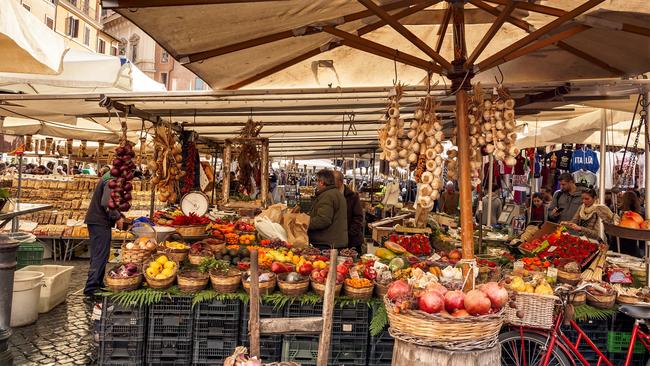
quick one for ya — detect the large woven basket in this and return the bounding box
[586,291,616,309]
[311,281,342,297]
[120,244,154,264]
[104,265,143,292]
[384,296,504,351]
[205,240,226,254]
[505,292,558,330]
[143,261,177,289]
[209,268,241,293]
[177,271,209,293]
[374,281,389,298]
[343,282,374,299]
[157,245,189,263]
[277,273,310,296]
[571,291,586,305]
[188,253,212,266]
[557,269,581,286]
[175,225,207,237]
[242,271,276,295]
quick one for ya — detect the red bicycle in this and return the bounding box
[499,284,650,366]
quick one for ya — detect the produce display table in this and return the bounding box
[0,203,52,231]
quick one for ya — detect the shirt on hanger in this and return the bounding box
[555,149,573,171]
[639,153,646,190]
[614,150,639,189]
[604,151,616,189]
[570,147,599,173]
[573,169,597,189]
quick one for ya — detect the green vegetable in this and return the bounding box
[388,257,407,272]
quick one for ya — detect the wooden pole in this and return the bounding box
[261,139,269,207]
[249,249,260,358]
[456,90,475,290]
[643,91,650,287]
[222,140,232,205]
[317,250,337,366]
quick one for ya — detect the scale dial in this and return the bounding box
[180,191,209,216]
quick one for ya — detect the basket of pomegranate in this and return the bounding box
[384,278,506,350]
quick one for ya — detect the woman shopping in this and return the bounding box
[561,189,616,241]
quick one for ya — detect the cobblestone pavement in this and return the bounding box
[9,260,97,366]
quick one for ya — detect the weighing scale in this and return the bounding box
[180,191,210,216]
[497,204,520,225]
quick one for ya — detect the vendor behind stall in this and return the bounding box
[529,193,547,224]
[562,188,616,241]
[334,171,363,252]
[549,173,585,223]
[308,169,348,249]
[439,181,460,216]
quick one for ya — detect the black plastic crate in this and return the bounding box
[282,335,319,366]
[285,301,370,341]
[146,336,193,365]
[239,300,284,362]
[562,318,609,365]
[100,297,147,340]
[148,296,193,338]
[194,299,240,339]
[192,337,239,365]
[368,328,394,366]
[608,312,649,366]
[609,352,648,366]
[99,335,145,366]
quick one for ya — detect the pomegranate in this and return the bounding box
[387,280,412,301]
[480,282,509,310]
[426,281,448,297]
[444,290,465,313]
[452,309,470,317]
[418,290,444,314]
[464,289,492,315]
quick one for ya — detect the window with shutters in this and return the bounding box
[82,0,90,15]
[161,51,169,63]
[65,17,79,38]
[110,46,118,56]
[22,3,30,12]
[45,16,54,29]
[83,27,90,46]
[160,73,168,87]
[97,39,106,54]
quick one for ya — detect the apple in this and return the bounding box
[298,263,314,276]
[271,262,288,274]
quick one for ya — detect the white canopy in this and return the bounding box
[0,0,67,75]
[0,49,166,94]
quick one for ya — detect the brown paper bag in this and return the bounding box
[281,207,310,248]
[257,203,287,224]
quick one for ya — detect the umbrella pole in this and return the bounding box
[456,89,475,290]
[643,91,650,287]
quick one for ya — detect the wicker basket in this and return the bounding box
[188,253,212,266]
[617,294,642,305]
[175,225,207,237]
[206,241,226,254]
[120,244,154,264]
[277,273,310,296]
[242,271,276,295]
[374,281,389,298]
[384,296,505,351]
[586,291,616,309]
[557,269,581,286]
[311,281,342,297]
[209,268,242,293]
[344,282,374,299]
[143,257,178,289]
[157,244,190,263]
[571,291,586,305]
[177,271,209,293]
[505,292,558,330]
[104,266,143,292]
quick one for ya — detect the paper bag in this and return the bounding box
[281,207,310,248]
[257,203,287,224]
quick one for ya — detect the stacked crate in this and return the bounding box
[192,298,241,365]
[98,298,147,366]
[146,296,194,365]
[239,300,284,363]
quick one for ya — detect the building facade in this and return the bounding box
[102,11,207,91]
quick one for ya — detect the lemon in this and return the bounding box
[164,261,175,270]
[146,268,156,278]
[155,274,166,280]
[161,268,173,277]
[156,255,169,265]
[149,261,162,273]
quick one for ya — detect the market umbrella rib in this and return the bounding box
[435,4,451,53]
[464,0,516,68]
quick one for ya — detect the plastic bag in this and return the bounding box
[254,216,287,242]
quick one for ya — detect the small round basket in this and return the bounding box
[175,225,207,237]
[504,292,559,330]
[143,255,178,290]
[343,281,374,299]
[209,268,242,293]
[311,281,342,297]
[242,271,276,295]
[617,294,642,305]
[570,291,587,305]
[104,264,143,292]
[204,239,226,254]
[177,270,209,293]
[121,243,155,264]
[384,295,505,351]
[188,253,213,266]
[158,234,190,263]
[586,290,616,309]
[277,273,310,296]
[374,281,389,298]
[557,269,582,286]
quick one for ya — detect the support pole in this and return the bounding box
[643,91,650,287]
[486,154,494,227]
[12,156,23,232]
[456,90,475,290]
[369,152,376,206]
[211,149,218,205]
[260,139,269,207]
[221,141,232,206]
[353,154,357,191]
[599,109,607,203]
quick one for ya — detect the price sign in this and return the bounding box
[547,246,557,253]
[546,267,558,280]
[349,268,360,279]
[513,261,524,270]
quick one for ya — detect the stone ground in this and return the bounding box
[9,260,97,366]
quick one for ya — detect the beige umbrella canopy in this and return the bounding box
[0,0,67,75]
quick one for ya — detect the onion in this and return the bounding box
[418,290,444,314]
[110,167,120,177]
[123,193,132,201]
[444,290,465,313]
[480,282,509,310]
[464,289,492,315]
[387,280,412,301]
[108,180,117,189]
[124,172,134,181]
[115,146,126,156]
[119,202,131,212]
[107,199,117,209]
[112,158,123,167]
[124,182,133,192]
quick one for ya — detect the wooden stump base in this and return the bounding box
[391,339,500,366]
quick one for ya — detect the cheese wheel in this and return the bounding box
[388,107,400,118]
[425,148,436,160]
[385,137,398,149]
[421,171,434,184]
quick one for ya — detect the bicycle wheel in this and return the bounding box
[499,330,572,366]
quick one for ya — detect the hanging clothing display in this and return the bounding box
[554,148,573,171]
[604,151,616,189]
[570,146,599,173]
[639,153,646,189]
[573,169,598,188]
[614,150,639,189]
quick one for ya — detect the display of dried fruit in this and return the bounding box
[149,125,186,203]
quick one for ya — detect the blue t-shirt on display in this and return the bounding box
[570,147,599,173]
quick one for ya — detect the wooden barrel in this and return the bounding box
[392,339,500,366]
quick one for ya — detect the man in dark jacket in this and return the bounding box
[334,171,364,252]
[83,171,126,298]
[308,169,348,249]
